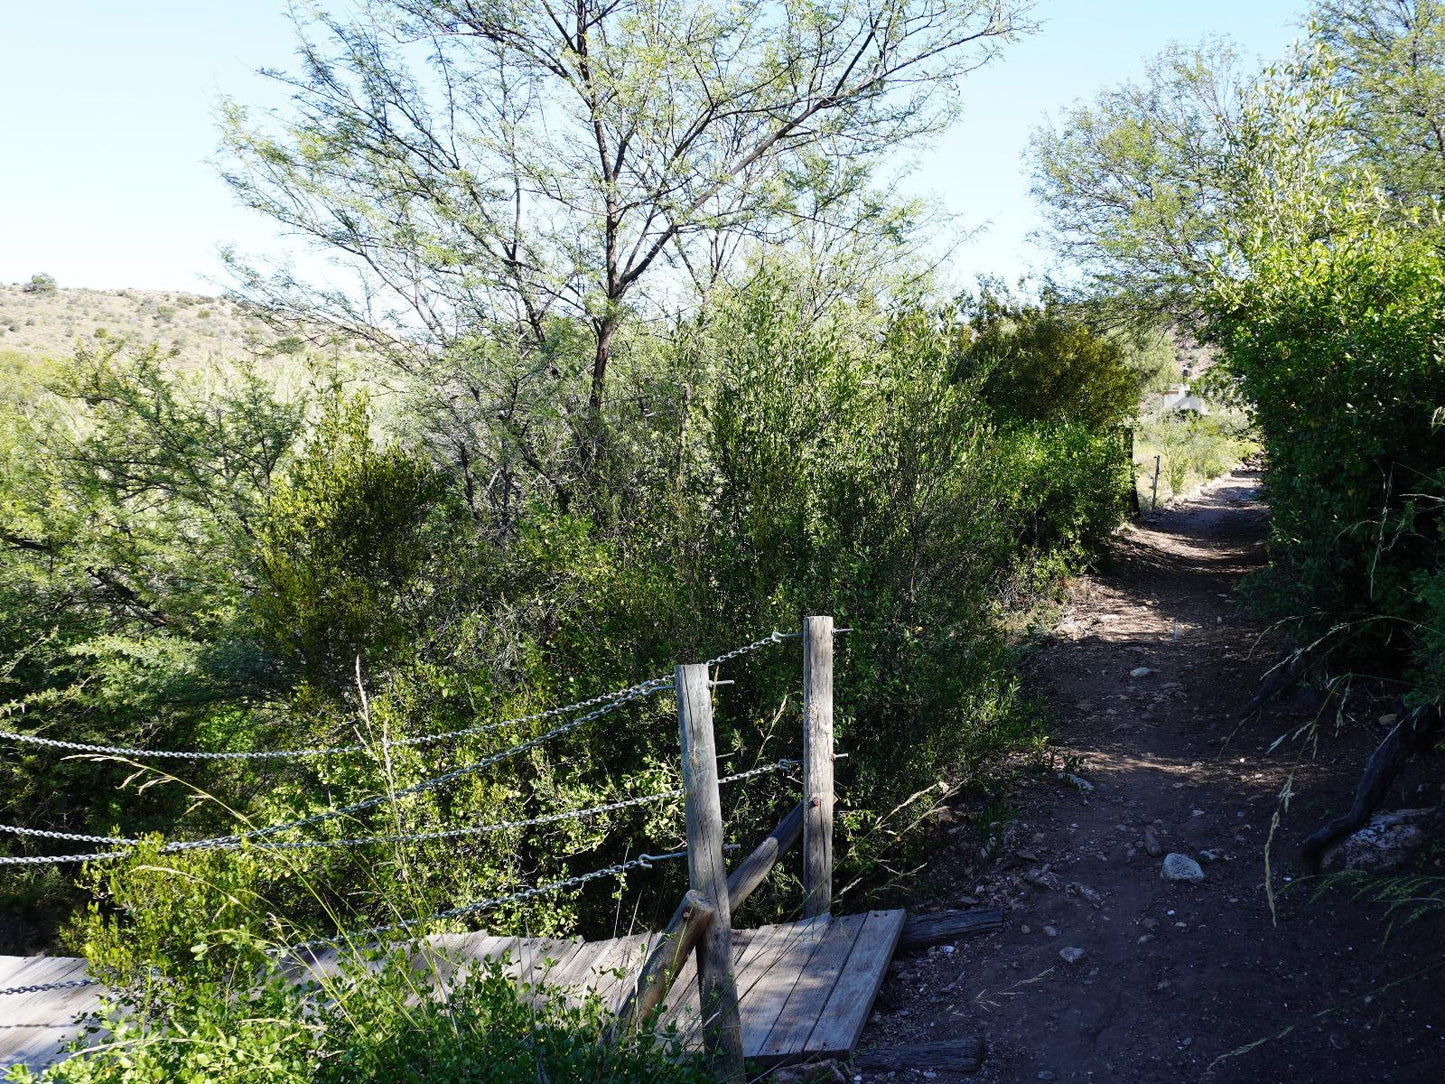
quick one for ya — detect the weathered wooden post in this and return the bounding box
[802,616,834,919]
[1125,427,1141,517]
[675,663,745,1083]
[1151,454,1162,512]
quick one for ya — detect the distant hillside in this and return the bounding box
[0,282,366,370]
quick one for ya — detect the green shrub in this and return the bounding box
[1210,206,1445,676]
[5,844,706,1084]
[0,274,1134,960]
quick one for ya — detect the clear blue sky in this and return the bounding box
[0,1,1309,295]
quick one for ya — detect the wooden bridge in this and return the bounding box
[2,908,912,1072]
[0,618,1001,1078]
[0,906,1002,1074]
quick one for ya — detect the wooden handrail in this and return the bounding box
[612,800,805,1037]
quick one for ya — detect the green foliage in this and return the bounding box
[256,392,453,689]
[1,253,1135,1079]
[1210,204,1445,676]
[5,844,706,1084]
[953,289,1141,430]
[1313,0,1445,209]
[1026,39,1253,323]
[23,273,57,295]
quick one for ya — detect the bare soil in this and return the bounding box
[854,471,1445,1083]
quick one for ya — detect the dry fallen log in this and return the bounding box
[897,908,1003,951]
[852,1037,985,1074]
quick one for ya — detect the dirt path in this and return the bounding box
[856,471,1445,1083]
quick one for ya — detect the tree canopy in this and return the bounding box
[222,0,1034,513]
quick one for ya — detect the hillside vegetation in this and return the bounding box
[0,283,371,371]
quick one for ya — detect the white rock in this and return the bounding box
[1130,667,1157,678]
[1161,853,1205,883]
[1322,808,1445,873]
[1059,946,1086,964]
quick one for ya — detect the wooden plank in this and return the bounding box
[853,1038,985,1074]
[676,661,744,1082]
[0,958,99,1026]
[802,616,834,918]
[612,900,706,1026]
[661,927,761,1031]
[737,917,835,1055]
[898,908,1003,950]
[461,934,521,980]
[587,933,656,1007]
[515,937,576,986]
[803,909,906,1057]
[0,957,103,1074]
[523,937,588,995]
[757,914,865,1064]
[0,1026,91,1072]
[541,939,610,1000]
[734,918,834,1058]
[575,936,638,1000]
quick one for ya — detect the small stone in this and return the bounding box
[1059,946,1086,964]
[1072,882,1104,906]
[1038,1072,1056,1081]
[1021,925,1032,934]
[1130,667,1156,678]
[1161,853,1206,882]
[1379,713,1398,725]
[1061,771,1095,791]
[1199,848,1223,863]
[1043,925,1060,937]
[1143,825,1164,857]
[1137,934,1153,944]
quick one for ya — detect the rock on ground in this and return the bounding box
[1321,807,1445,873]
[1160,853,1205,883]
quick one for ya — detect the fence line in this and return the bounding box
[0,683,664,867]
[0,622,824,1057]
[281,850,693,956]
[0,760,798,866]
[0,631,795,764]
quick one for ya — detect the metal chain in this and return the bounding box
[281,849,690,956]
[0,682,669,867]
[0,629,794,765]
[1,824,132,845]
[0,676,672,763]
[0,759,797,864]
[0,976,99,996]
[702,629,798,669]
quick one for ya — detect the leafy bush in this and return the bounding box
[23,273,57,295]
[1209,204,1445,679]
[5,844,706,1084]
[0,275,1134,963]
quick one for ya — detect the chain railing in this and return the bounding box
[0,625,820,1032]
[0,630,794,764]
[0,760,797,866]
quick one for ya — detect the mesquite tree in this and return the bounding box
[220,0,1031,517]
